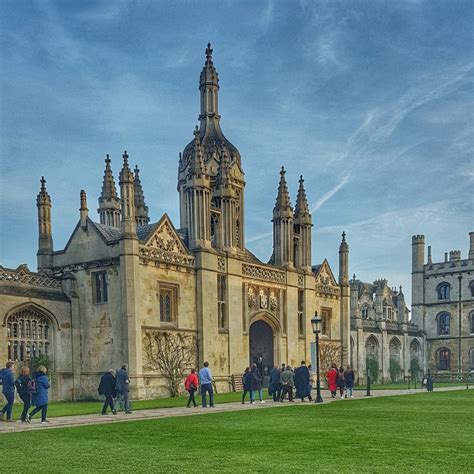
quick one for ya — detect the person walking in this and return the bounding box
[15,366,31,422]
[0,361,15,422]
[28,366,50,423]
[116,364,132,414]
[344,365,355,399]
[326,364,338,399]
[336,367,345,399]
[250,363,265,404]
[199,361,214,408]
[294,361,311,402]
[241,367,253,404]
[98,369,117,415]
[184,369,199,408]
[280,365,294,402]
[268,365,281,402]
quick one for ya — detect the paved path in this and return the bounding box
[0,386,468,434]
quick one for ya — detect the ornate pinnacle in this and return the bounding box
[37,176,51,205]
[40,176,46,191]
[274,166,292,212]
[119,150,134,184]
[295,174,310,218]
[205,42,213,63]
[100,154,118,199]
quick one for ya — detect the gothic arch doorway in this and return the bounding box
[249,320,274,378]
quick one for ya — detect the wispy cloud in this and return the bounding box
[310,174,350,213]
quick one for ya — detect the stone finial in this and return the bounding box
[205,42,213,62]
[80,189,88,227]
[40,176,46,191]
[37,176,51,206]
[119,150,134,184]
[134,164,149,226]
[274,166,292,213]
[295,175,310,218]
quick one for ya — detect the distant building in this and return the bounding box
[411,233,474,376]
[349,277,425,383]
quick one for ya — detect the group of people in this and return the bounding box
[0,361,50,423]
[97,364,132,415]
[326,364,355,399]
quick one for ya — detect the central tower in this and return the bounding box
[178,44,245,252]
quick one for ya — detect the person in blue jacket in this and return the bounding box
[0,361,15,422]
[28,366,50,423]
[241,367,253,404]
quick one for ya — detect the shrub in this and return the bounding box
[366,358,379,383]
[389,359,402,383]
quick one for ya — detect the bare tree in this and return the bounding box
[143,330,197,397]
[319,341,341,372]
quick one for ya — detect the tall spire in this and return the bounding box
[199,42,220,126]
[98,154,121,228]
[134,164,149,226]
[294,175,310,218]
[36,176,53,272]
[273,167,293,216]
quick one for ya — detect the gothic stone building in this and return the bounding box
[349,277,425,383]
[0,45,351,401]
[411,233,474,376]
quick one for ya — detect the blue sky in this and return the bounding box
[1,0,473,306]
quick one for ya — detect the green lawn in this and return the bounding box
[2,390,473,473]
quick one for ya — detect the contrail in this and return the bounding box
[310,174,350,213]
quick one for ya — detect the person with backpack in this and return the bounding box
[0,361,15,422]
[184,368,199,408]
[336,367,345,399]
[250,363,265,404]
[241,367,253,404]
[15,366,31,422]
[115,364,132,414]
[27,366,50,423]
[98,369,117,415]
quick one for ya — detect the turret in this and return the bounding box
[98,155,121,228]
[36,176,53,272]
[185,126,211,249]
[134,165,149,227]
[119,151,136,238]
[397,285,407,324]
[338,231,349,286]
[80,190,88,228]
[338,231,350,366]
[272,167,294,268]
[411,234,425,327]
[469,232,474,260]
[294,175,312,271]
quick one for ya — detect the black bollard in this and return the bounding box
[366,374,371,397]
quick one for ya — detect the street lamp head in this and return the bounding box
[311,311,322,334]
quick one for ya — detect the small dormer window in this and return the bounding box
[437,282,450,300]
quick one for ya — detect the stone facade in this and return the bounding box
[0,45,351,401]
[349,277,425,383]
[411,233,474,377]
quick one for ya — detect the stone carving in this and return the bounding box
[269,293,278,312]
[247,286,257,309]
[314,260,339,297]
[242,263,285,284]
[259,289,268,309]
[139,247,195,268]
[217,256,226,273]
[298,274,304,288]
[148,221,186,254]
[0,265,61,289]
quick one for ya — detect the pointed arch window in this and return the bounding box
[361,305,369,319]
[469,281,474,298]
[6,307,52,363]
[218,274,227,331]
[437,312,451,336]
[436,282,450,300]
[159,283,178,324]
[470,348,474,370]
[470,311,474,335]
[437,348,450,371]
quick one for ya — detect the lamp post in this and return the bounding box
[311,311,323,403]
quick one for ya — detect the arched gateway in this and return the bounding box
[249,320,274,377]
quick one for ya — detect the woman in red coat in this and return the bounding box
[326,364,338,399]
[184,369,199,408]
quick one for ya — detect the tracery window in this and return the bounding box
[217,274,227,330]
[470,311,474,335]
[6,307,52,362]
[437,348,450,371]
[92,271,108,304]
[437,312,451,336]
[159,285,177,323]
[470,281,474,298]
[436,282,450,300]
[298,290,304,336]
[321,307,331,337]
[361,305,369,319]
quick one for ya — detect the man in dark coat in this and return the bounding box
[268,365,282,402]
[0,361,15,422]
[98,369,117,415]
[115,364,131,413]
[294,361,311,402]
[250,363,265,403]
